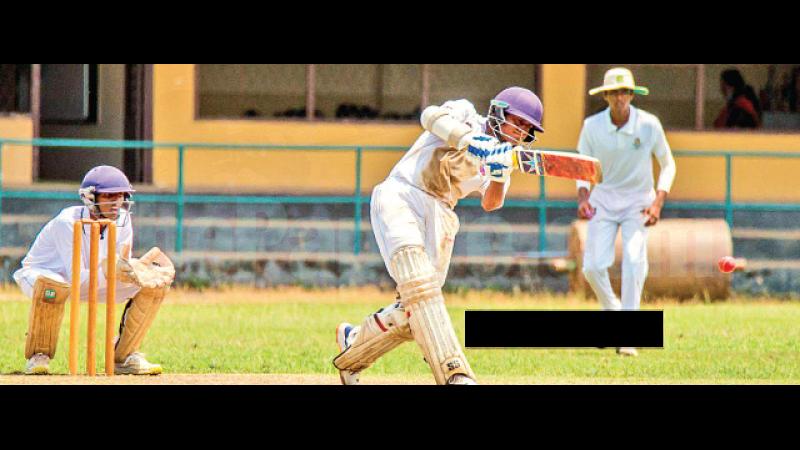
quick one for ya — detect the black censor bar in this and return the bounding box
[465,310,663,348]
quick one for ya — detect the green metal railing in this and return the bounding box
[1,137,800,257]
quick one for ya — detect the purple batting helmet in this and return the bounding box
[79,166,135,220]
[488,87,544,144]
[80,165,135,194]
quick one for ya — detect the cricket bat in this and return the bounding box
[512,148,603,184]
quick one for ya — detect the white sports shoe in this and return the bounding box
[335,322,361,385]
[115,352,163,375]
[447,374,478,385]
[616,347,639,357]
[24,353,50,375]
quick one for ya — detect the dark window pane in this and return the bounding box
[40,64,98,123]
[316,64,378,120]
[316,64,421,121]
[587,64,696,129]
[428,64,536,113]
[0,64,31,114]
[197,64,307,119]
[706,64,800,131]
[378,64,422,120]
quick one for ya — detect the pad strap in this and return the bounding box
[333,302,413,372]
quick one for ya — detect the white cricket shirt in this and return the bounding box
[389,99,511,208]
[13,205,134,287]
[576,105,676,211]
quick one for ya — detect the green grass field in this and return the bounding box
[1,286,798,384]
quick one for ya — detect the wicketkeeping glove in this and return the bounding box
[115,247,176,289]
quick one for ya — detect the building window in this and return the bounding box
[197,64,308,119]
[0,64,31,114]
[705,64,800,131]
[40,64,98,124]
[586,64,800,132]
[378,64,423,120]
[312,64,424,120]
[587,64,698,130]
[196,64,539,122]
[315,64,423,120]
[428,64,537,116]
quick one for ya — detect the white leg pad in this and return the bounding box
[333,302,413,372]
[25,276,71,359]
[391,246,475,385]
[114,285,168,362]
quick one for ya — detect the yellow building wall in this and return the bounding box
[153,64,800,202]
[0,115,34,185]
[153,64,420,194]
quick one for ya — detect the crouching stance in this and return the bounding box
[13,165,175,375]
[334,87,545,384]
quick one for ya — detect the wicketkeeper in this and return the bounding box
[13,165,176,375]
[333,87,545,385]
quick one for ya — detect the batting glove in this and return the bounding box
[485,148,514,183]
[466,134,513,163]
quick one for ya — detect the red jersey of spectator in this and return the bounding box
[714,94,761,128]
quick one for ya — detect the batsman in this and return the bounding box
[13,165,176,375]
[333,87,545,385]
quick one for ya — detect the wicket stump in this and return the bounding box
[69,219,117,376]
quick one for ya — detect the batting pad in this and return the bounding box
[114,285,168,362]
[391,246,476,384]
[25,276,71,359]
[333,302,413,372]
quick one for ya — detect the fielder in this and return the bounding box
[13,165,175,375]
[577,68,676,357]
[333,87,545,384]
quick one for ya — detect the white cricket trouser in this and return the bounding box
[370,177,459,287]
[582,205,649,311]
[13,267,141,304]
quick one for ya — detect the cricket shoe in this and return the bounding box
[335,322,361,385]
[616,347,639,357]
[115,352,163,375]
[447,374,478,385]
[24,353,50,375]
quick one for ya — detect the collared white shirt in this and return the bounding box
[576,105,676,212]
[389,99,510,208]
[13,205,134,286]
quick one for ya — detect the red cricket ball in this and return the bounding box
[718,256,736,273]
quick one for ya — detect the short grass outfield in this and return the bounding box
[1,286,798,384]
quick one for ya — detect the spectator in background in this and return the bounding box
[714,69,762,128]
[786,66,800,113]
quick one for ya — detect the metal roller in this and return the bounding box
[568,219,740,300]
